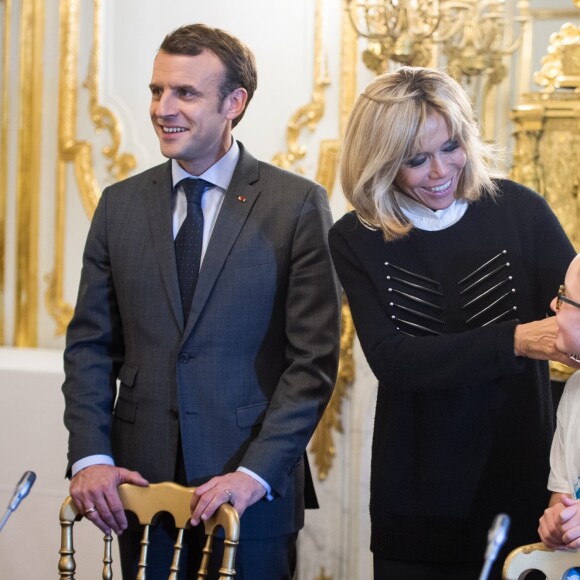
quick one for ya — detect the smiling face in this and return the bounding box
[394,112,467,211]
[552,255,580,357]
[149,50,247,175]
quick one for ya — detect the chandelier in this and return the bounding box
[347,0,529,85]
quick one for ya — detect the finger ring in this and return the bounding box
[84,506,97,516]
[224,490,232,503]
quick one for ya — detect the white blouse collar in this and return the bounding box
[394,190,469,231]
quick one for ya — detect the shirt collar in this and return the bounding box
[394,190,469,231]
[171,138,240,192]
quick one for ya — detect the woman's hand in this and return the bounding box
[514,318,580,368]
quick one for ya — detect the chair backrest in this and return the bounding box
[58,482,240,579]
[503,541,580,580]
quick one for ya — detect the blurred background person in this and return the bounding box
[538,254,580,579]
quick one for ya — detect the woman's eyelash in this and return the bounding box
[407,157,426,168]
[405,140,460,167]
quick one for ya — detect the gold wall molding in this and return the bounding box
[311,294,356,480]
[511,92,580,250]
[530,9,579,20]
[270,0,359,485]
[511,19,580,382]
[45,0,80,336]
[315,139,340,198]
[84,0,136,186]
[314,568,333,580]
[339,0,359,138]
[308,0,358,483]
[512,18,580,250]
[45,0,136,335]
[0,0,11,343]
[14,0,44,346]
[271,0,330,173]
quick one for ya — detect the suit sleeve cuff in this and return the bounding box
[237,466,273,501]
[71,455,115,477]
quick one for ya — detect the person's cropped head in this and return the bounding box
[553,254,580,361]
[340,66,501,240]
[158,24,257,128]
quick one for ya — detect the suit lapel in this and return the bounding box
[145,162,184,329]
[184,145,261,335]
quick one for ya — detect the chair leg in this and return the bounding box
[218,537,238,580]
[136,524,150,580]
[58,520,76,579]
[197,535,213,579]
[168,528,185,580]
[103,533,113,580]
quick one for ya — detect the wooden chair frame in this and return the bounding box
[503,541,580,580]
[58,482,240,579]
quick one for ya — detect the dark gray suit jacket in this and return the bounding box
[62,142,341,539]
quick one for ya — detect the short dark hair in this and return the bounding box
[159,23,257,128]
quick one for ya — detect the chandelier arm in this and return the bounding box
[434,3,470,43]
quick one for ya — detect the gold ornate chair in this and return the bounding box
[502,541,580,579]
[58,482,240,579]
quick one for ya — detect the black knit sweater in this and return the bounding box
[329,180,576,569]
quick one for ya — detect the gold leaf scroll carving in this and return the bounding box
[271,0,330,173]
[46,0,136,335]
[534,23,580,92]
[308,0,358,482]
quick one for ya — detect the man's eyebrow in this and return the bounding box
[148,83,201,95]
[176,84,201,95]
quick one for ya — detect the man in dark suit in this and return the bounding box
[62,23,340,579]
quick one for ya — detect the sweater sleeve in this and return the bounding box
[62,189,125,472]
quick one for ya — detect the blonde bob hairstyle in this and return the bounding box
[340,66,503,240]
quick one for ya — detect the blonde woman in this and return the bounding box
[329,67,579,579]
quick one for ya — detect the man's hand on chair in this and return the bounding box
[70,465,149,536]
[190,471,266,526]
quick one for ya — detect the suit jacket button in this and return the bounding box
[178,353,190,363]
[169,409,179,420]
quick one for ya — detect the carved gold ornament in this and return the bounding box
[0,0,11,343]
[534,23,580,92]
[271,0,330,173]
[307,1,359,483]
[45,0,136,335]
[511,16,580,381]
[13,0,44,346]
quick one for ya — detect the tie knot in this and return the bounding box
[179,178,212,205]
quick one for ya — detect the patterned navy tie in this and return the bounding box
[175,178,212,321]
